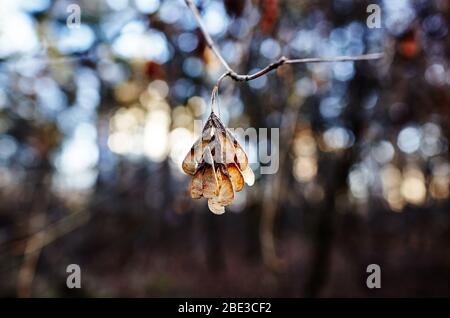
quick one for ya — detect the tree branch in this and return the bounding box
[185,0,384,83]
[184,0,233,73]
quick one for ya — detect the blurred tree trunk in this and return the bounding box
[303,154,341,297]
[303,72,373,297]
[205,210,224,271]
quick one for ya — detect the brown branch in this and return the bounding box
[184,0,233,73]
[185,0,384,83]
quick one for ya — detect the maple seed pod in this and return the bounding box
[227,164,244,192]
[190,166,204,199]
[182,111,254,214]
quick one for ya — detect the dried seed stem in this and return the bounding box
[210,85,221,116]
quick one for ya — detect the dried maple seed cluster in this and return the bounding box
[182,112,254,214]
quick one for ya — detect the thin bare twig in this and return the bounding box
[17,176,51,298]
[184,0,234,73]
[184,0,384,83]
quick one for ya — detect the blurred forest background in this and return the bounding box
[1,0,450,297]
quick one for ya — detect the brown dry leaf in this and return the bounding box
[202,164,219,198]
[202,124,215,142]
[216,167,234,206]
[227,164,244,192]
[226,129,248,170]
[208,198,225,215]
[240,165,255,186]
[190,166,204,199]
[208,134,224,164]
[218,132,236,164]
[182,137,207,175]
[234,144,248,170]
